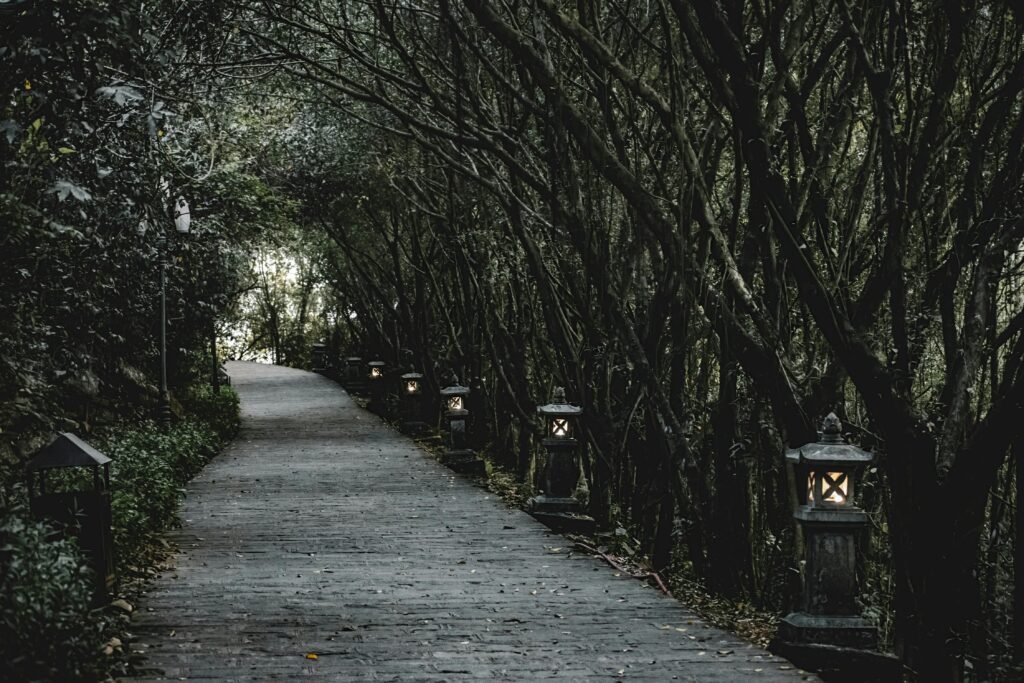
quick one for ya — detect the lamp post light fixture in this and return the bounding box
[529,387,594,533]
[772,413,892,676]
[26,433,115,604]
[439,380,484,476]
[173,196,191,233]
[367,360,387,414]
[400,371,427,434]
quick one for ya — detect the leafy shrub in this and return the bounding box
[0,508,110,683]
[97,415,228,572]
[181,385,241,442]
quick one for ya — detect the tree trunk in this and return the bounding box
[708,341,752,597]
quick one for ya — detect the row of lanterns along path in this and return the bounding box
[24,350,889,674]
[318,354,597,533]
[320,353,892,673]
[323,356,892,675]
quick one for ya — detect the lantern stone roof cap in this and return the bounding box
[312,342,327,348]
[537,386,583,416]
[26,433,111,472]
[785,413,872,464]
[401,371,424,380]
[440,384,470,396]
[368,360,386,366]
[345,356,363,362]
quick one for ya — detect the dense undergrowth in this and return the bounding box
[0,386,239,683]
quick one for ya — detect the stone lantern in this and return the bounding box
[439,381,484,476]
[774,413,879,666]
[529,387,593,533]
[367,360,387,414]
[400,371,427,434]
[26,433,115,604]
[344,356,365,394]
[311,342,328,373]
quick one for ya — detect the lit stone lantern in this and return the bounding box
[367,360,387,414]
[439,381,484,476]
[26,433,115,604]
[344,356,365,394]
[528,387,593,533]
[773,413,880,668]
[400,371,427,434]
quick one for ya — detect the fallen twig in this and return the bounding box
[572,540,674,598]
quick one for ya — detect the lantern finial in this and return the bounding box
[821,412,843,443]
[552,386,566,404]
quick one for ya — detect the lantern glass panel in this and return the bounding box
[370,367,382,378]
[551,417,570,438]
[406,380,419,394]
[448,396,463,411]
[817,471,849,505]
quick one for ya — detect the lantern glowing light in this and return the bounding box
[551,417,570,438]
[807,471,850,505]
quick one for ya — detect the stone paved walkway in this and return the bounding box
[127,361,813,681]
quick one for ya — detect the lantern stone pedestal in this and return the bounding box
[440,383,485,476]
[400,371,427,435]
[528,388,594,534]
[26,433,115,605]
[770,414,899,682]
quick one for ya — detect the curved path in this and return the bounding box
[128,361,811,681]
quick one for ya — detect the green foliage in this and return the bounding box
[0,509,110,683]
[97,408,235,571]
[181,385,241,443]
[0,0,266,477]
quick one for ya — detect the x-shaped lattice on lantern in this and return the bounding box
[551,418,570,438]
[406,380,419,393]
[448,396,463,411]
[809,471,848,504]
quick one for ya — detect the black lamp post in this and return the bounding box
[440,380,484,476]
[139,196,191,427]
[529,387,594,533]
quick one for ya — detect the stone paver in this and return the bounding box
[127,361,813,681]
